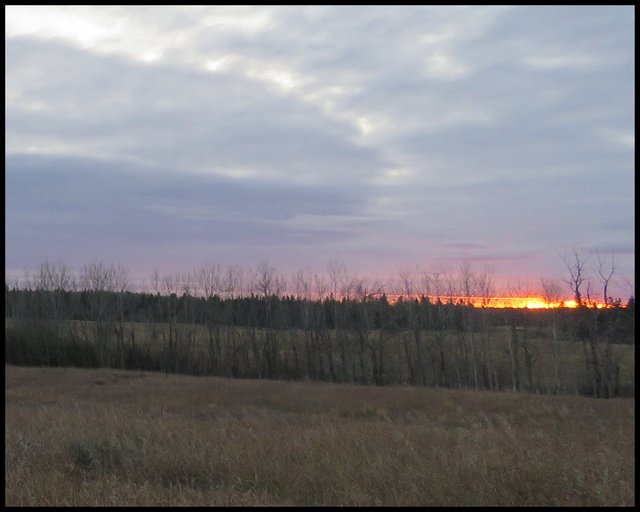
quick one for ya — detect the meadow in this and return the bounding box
[5,364,635,506]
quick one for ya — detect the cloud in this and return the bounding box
[5,6,634,295]
[5,153,380,270]
[6,36,390,186]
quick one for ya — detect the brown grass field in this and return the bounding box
[5,364,635,506]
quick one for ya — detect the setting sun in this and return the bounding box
[385,294,611,309]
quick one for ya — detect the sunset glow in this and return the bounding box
[383,295,612,309]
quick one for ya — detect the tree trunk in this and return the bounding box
[510,320,521,392]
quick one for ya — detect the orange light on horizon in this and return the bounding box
[383,294,612,309]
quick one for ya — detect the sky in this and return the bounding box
[5,6,635,298]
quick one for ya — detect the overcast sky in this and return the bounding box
[5,6,635,297]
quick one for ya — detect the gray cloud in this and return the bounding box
[5,153,382,276]
[6,36,389,184]
[5,6,634,296]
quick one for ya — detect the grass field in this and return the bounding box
[5,364,634,506]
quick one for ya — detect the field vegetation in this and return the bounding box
[6,263,634,398]
[5,365,635,506]
[5,260,635,506]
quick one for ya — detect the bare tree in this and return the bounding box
[80,261,119,367]
[294,269,311,300]
[595,248,615,306]
[475,267,495,308]
[620,275,634,305]
[144,269,163,365]
[540,277,563,308]
[224,264,244,299]
[36,260,73,324]
[458,261,475,306]
[254,261,280,378]
[37,260,73,292]
[397,267,425,386]
[307,270,331,380]
[417,265,448,387]
[22,268,34,292]
[274,272,287,298]
[327,259,350,381]
[32,261,74,365]
[294,269,314,379]
[327,258,345,300]
[505,280,530,393]
[339,267,357,302]
[112,264,130,294]
[196,263,223,374]
[562,248,589,307]
[458,261,479,389]
[180,270,197,297]
[541,277,564,394]
[594,250,624,397]
[111,264,130,369]
[223,264,245,377]
[430,264,444,304]
[313,272,328,301]
[352,276,374,383]
[160,271,181,372]
[418,265,432,300]
[562,249,603,397]
[397,267,415,298]
[477,267,499,390]
[256,260,276,298]
[161,272,180,297]
[180,270,200,371]
[149,269,161,295]
[438,266,463,388]
[198,263,222,299]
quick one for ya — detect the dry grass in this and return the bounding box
[5,364,635,506]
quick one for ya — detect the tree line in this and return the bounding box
[5,258,635,398]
